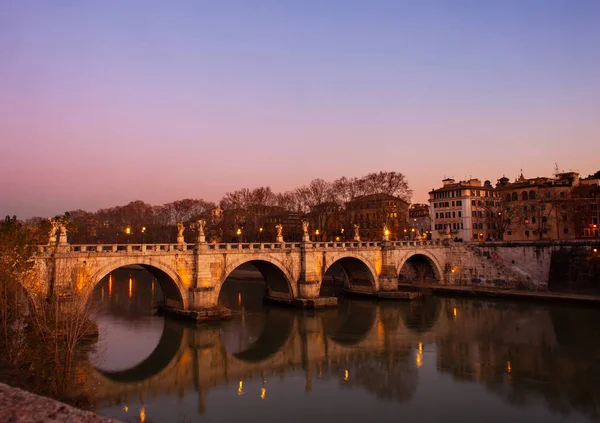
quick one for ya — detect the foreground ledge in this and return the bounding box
[0,383,117,423]
[157,304,232,322]
[264,295,338,309]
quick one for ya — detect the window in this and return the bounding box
[507,230,512,236]
[563,228,569,234]
[458,211,462,217]
[457,200,462,206]
[471,200,476,206]
[512,192,518,201]
[505,194,511,202]
[522,191,528,201]
[529,190,536,200]
[452,211,456,218]
[525,230,530,237]
[562,214,567,221]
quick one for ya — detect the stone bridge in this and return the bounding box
[32,239,451,313]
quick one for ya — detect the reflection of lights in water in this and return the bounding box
[241,306,245,323]
[453,308,457,318]
[238,292,242,306]
[151,280,155,295]
[418,342,423,352]
[237,380,245,395]
[128,276,133,298]
[344,370,349,381]
[108,274,113,297]
[122,405,128,412]
[139,407,145,423]
[101,286,105,301]
[416,351,423,368]
[260,388,266,400]
[319,367,322,377]
[507,361,511,374]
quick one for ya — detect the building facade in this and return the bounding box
[408,204,431,240]
[346,193,409,241]
[428,178,499,241]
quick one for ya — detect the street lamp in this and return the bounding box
[315,229,319,241]
[236,228,242,243]
[142,226,146,244]
[125,226,131,243]
[259,227,263,242]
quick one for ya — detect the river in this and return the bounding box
[85,266,600,423]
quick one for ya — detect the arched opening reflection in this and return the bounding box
[398,254,440,285]
[402,298,441,334]
[321,258,376,295]
[219,308,295,363]
[324,299,377,346]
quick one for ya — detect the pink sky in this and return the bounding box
[1,1,599,218]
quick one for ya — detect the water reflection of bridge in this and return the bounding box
[87,299,600,421]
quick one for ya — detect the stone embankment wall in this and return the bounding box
[447,241,600,293]
[0,383,117,423]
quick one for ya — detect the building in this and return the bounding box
[408,204,431,240]
[308,202,342,242]
[346,193,409,241]
[570,171,600,238]
[428,178,499,241]
[495,172,579,241]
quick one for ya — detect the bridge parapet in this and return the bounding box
[35,239,445,256]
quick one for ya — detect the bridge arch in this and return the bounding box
[397,251,444,284]
[215,255,297,300]
[85,258,188,310]
[322,254,379,293]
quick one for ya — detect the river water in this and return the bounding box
[86,267,600,423]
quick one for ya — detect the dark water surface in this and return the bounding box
[87,267,600,423]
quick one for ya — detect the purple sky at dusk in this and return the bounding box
[1,0,599,218]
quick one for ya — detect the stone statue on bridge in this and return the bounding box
[353,224,360,241]
[58,222,68,245]
[275,224,283,243]
[196,220,206,244]
[302,221,310,242]
[177,222,185,244]
[47,218,59,245]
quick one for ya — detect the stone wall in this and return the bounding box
[445,241,600,292]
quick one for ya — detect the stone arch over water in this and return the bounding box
[216,257,296,300]
[398,252,443,284]
[85,259,188,310]
[322,256,378,293]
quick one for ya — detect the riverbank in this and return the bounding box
[0,383,116,422]
[398,283,600,305]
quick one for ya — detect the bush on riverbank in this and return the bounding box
[0,215,96,408]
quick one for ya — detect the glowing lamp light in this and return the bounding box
[259,227,263,232]
[236,228,241,235]
[315,229,320,235]
[142,226,146,232]
[344,369,349,381]
[506,361,512,374]
[237,380,245,395]
[453,308,458,318]
[125,227,131,235]
[418,342,423,352]
[384,229,390,236]
[139,407,146,423]
[260,388,266,400]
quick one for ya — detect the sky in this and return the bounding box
[1,0,599,218]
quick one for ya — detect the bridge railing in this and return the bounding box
[35,238,446,254]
